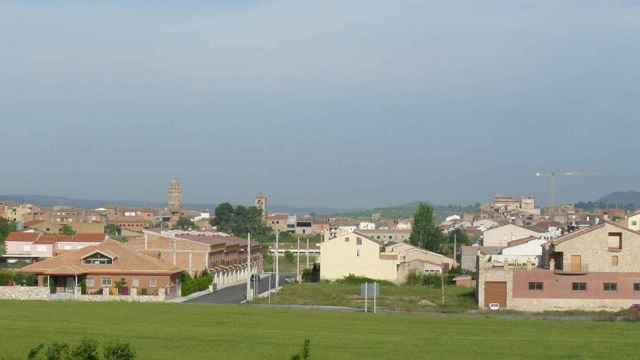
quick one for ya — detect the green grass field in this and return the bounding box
[0,301,639,360]
[255,283,476,312]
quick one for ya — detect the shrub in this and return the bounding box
[71,338,99,360]
[80,279,87,295]
[290,339,311,360]
[181,271,213,296]
[0,271,37,286]
[139,288,148,296]
[103,342,135,360]
[27,339,135,360]
[406,272,443,289]
[302,264,320,283]
[338,275,395,287]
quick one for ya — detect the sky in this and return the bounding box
[1,1,640,209]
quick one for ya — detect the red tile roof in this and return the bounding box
[21,240,182,276]
[6,232,105,244]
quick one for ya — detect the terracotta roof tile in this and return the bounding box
[21,240,182,276]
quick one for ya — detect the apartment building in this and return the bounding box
[131,230,263,288]
[320,232,455,284]
[478,222,640,312]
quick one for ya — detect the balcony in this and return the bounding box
[554,263,589,275]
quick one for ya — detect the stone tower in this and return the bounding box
[255,194,268,219]
[168,178,183,212]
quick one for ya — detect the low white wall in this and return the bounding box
[74,294,166,303]
[510,298,640,312]
[0,286,49,300]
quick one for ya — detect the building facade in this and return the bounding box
[320,232,455,284]
[478,222,640,312]
[482,224,542,247]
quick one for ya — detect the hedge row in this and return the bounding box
[181,270,213,296]
[0,270,37,286]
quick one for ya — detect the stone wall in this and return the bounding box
[509,298,639,312]
[0,286,49,300]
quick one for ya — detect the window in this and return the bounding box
[572,282,587,291]
[82,252,113,265]
[632,221,638,226]
[528,282,544,291]
[86,279,95,287]
[345,237,350,242]
[603,283,617,292]
[101,278,112,287]
[608,232,622,250]
[634,283,640,292]
[149,279,157,288]
[132,279,140,288]
[611,256,619,267]
[356,238,362,245]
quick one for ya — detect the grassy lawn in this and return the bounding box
[0,301,639,359]
[256,282,476,312]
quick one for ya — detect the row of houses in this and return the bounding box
[3,229,264,301]
[477,221,640,312]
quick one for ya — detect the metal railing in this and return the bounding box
[556,263,589,274]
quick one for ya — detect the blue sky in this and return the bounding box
[1,1,639,208]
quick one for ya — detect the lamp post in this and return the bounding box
[275,232,279,289]
[246,233,252,302]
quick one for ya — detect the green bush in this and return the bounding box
[0,271,37,286]
[337,275,395,287]
[181,271,213,296]
[27,338,135,360]
[406,272,443,289]
[103,342,135,360]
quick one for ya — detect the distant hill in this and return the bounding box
[596,191,640,209]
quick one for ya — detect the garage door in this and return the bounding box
[484,281,507,309]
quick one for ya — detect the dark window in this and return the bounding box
[608,232,622,250]
[603,283,618,291]
[356,238,362,245]
[528,282,543,291]
[634,283,640,292]
[572,282,587,291]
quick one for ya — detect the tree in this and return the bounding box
[210,203,271,239]
[0,217,17,242]
[176,217,197,231]
[60,224,76,236]
[211,202,234,232]
[105,224,121,238]
[409,203,443,252]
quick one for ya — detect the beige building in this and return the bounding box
[320,232,455,284]
[482,224,542,247]
[357,229,412,243]
[627,211,640,232]
[478,222,640,312]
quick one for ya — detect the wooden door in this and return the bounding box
[570,255,582,273]
[484,282,507,309]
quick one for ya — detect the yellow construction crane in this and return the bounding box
[535,171,589,215]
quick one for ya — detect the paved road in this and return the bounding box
[185,274,293,305]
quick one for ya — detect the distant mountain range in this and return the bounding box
[0,194,346,216]
[596,191,640,208]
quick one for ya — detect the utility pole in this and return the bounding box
[246,233,252,302]
[296,237,301,283]
[306,238,310,269]
[275,232,279,289]
[453,232,457,265]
